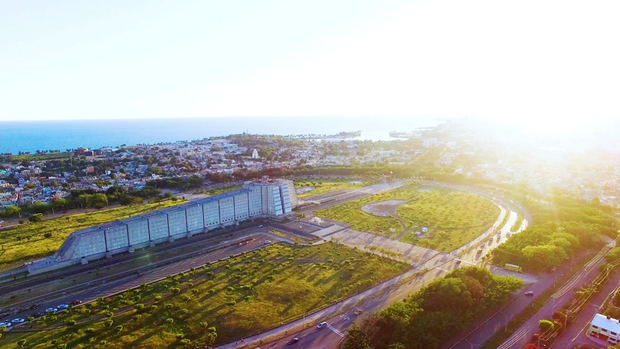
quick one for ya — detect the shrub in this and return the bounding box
[166,318,174,325]
[104,319,114,327]
[84,327,95,334]
[539,319,554,331]
[66,319,77,326]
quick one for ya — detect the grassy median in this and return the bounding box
[316,185,499,251]
[0,242,409,348]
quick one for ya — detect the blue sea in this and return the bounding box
[0,116,444,154]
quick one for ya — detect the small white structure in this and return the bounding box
[251,149,259,159]
[588,313,620,345]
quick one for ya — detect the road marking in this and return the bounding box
[497,327,528,349]
[327,324,344,337]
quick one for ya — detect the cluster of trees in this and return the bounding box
[149,175,204,190]
[0,185,168,219]
[344,267,522,349]
[493,192,616,272]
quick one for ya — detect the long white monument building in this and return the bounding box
[26,179,297,275]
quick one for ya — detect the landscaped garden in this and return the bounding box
[0,200,182,272]
[316,185,500,251]
[0,242,408,348]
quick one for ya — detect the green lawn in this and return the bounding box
[0,201,182,272]
[316,185,500,251]
[295,180,365,198]
[0,242,409,348]
[201,186,241,196]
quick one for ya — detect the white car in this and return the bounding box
[0,321,12,328]
[316,321,328,329]
[45,307,57,313]
[11,318,25,324]
[57,304,69,310]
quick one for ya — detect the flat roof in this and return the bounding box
[69,187,251,237]
[591,313,620,333]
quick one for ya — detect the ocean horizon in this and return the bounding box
[0,116,444,154]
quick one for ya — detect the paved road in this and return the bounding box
[496,240,616,349]
[551,270,620,349]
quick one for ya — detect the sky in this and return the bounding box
[1,0,619,133]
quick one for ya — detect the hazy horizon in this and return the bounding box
[2,0,619,134]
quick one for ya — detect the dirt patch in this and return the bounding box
[361,199,406,217]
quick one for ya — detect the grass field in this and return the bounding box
[316,185,500,251]
[201,186,241,196]
[0,242,408,348]
[294,180,365,198]
[0,201,182,272]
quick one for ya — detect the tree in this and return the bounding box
[17,339,27,348]
[539,319,554,331]
[30,201,49,214]
[2,205,21,218]
[522,245,567,270]
[50,198,68,213]
[344,325,372,349]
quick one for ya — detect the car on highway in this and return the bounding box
[287,337,300,345]
[0,322,11,328]
[70,299,82,306]
[57,304,69,310]
[524,290,534,296]
[316,321,328,329]
[32,312,44,318]
[45,307,57,313]
[354,309,363,315]
[11,318,25,324]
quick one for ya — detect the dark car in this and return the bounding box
[70,300,82,306]
[287,337,300,345]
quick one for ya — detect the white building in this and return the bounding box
[24,179,297,275]
[588,313,620,345]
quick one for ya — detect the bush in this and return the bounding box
[104,319,114,327]
[539,319,555,331]
[29,213,43,222]
[66,319,77,326]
